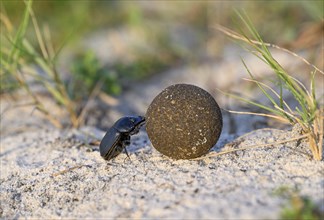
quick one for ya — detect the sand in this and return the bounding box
[1,125,323,219]
[1,38,323,218]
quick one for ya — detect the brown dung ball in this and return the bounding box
[146,84,222,159]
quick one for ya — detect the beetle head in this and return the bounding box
[114,116,145,134]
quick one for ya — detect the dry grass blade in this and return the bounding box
[27,2,49,60]
[76,80,104,127]
[0,102,35,120]
[226,109,290,124]
[192,133,310,161]
[308,109,324,160]
[216,88,284,116]
[215,24,323,75]
[215,12,323,160]
[51,164,92,177]
[2,0,81,128]
[0,12,13,32]
[242,78,294,114]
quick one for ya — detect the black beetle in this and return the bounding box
[100,116,145,160]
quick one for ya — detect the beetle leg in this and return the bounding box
[120,135,131,146]
[130,122,145,135]
[124,138,131,146]
[119,135,132,160]
[124,148,131,159]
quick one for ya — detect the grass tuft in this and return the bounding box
[1,0,82,128]
[216,12,323,160]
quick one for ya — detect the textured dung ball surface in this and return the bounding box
[146,84,222,159]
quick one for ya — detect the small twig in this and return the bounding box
[51,164,92,177]
[192,133,309,160]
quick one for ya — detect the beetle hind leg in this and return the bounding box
[124,148,131,159]
[120,135,132,160]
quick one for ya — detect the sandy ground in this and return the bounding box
[1,125,323,219]
[1,34,323,218]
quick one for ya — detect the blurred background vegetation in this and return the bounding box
[1,0,322,127]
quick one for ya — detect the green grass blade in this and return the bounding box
[241,59,280,109]
[278,78,284,109]
[218,89,286,117]
[9,0,32,66]
[237,12,311,119]
[43,81,66,105]
[310,71,317,107]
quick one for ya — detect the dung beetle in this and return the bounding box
[100,116,145,160]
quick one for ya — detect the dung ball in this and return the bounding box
[146,84,222,159]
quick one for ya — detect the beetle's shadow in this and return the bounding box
[125,130,150,154]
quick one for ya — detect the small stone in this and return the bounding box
[146,84,222,159]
